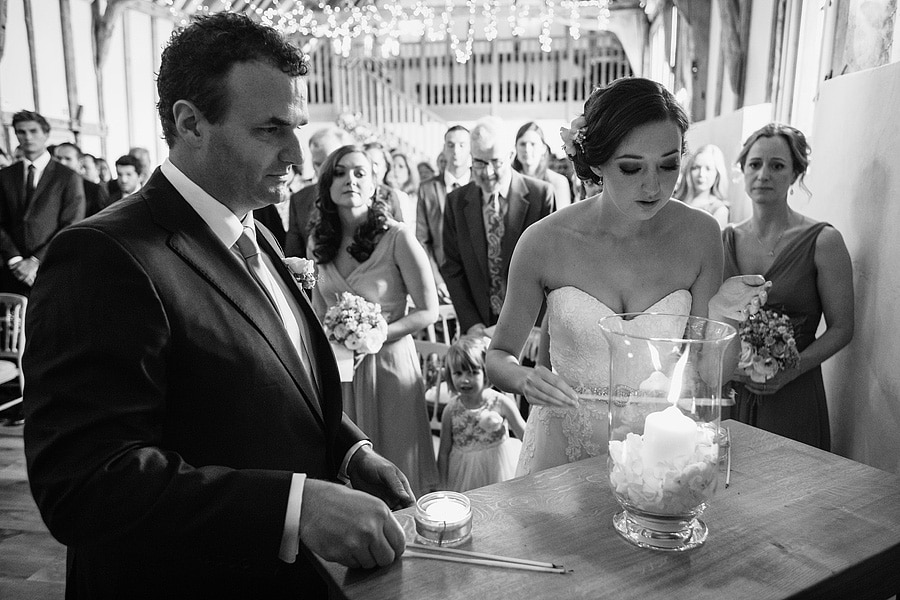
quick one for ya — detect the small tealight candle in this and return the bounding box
[639,370,671,394]
[643,405,698,461]
[415,491,473,547]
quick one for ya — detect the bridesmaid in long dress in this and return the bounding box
[310,145,440,495]
[724,123,854,450]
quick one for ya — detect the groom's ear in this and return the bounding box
[172,100,205,148]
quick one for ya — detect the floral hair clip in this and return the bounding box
[560,115,588,158]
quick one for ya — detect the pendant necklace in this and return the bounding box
[752,224,786,257]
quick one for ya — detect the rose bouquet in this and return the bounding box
[737,308,800,383]
[324,292,388,362]
[283,257,317,289]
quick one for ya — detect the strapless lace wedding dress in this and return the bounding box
[515,287,692,476]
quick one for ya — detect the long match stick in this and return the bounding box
[404,551,569,574]
[407,543,560,569]
[725,426,732,488]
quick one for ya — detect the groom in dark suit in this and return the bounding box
[23,13,411,599]
[441,117,554,336]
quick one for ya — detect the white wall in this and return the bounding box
[805,61,900,475]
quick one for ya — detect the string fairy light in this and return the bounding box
[154,0,612,57]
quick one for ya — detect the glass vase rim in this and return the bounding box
[597,312,737,344]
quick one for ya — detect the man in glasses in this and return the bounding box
[441,116,554,339]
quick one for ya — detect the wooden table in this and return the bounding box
[317,421,900,600]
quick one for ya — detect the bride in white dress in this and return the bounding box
[486,78,768,476]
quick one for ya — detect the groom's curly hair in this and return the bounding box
[571,78,689,184]
[157,12,307,147]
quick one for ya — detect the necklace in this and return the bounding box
[751,224,786,257]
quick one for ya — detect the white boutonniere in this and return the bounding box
[283,257,317,289]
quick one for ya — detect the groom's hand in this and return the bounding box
[300,479,407,569]
[347,445,415,511]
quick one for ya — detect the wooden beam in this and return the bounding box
[59,0,81,139]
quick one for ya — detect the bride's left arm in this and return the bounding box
[389,226,439,342]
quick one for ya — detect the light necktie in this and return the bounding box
[235,227,281,316]
[24,164,35,208]
[484,193,506,317]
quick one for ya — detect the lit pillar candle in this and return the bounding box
[643,405,697,460]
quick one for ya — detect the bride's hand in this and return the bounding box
[709,275,772,322]
[521,365,579,408]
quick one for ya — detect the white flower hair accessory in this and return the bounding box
[560,115,588,158]
[283,257,317,289]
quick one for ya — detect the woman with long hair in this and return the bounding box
[309,145,440,494]
[675,144,730,228]
[512,122,572,209]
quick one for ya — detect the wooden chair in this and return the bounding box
[415,339,454,433]
[0,294,27,415]
[425,304,459,345]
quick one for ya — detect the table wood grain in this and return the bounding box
[316,421,900,600]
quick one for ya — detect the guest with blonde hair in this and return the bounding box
[675,144,730,228]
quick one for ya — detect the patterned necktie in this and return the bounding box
[483,193,506,317]
[24,164,35,208]
[235,227,281,316]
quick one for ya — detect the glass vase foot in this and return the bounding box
[612,510,708,551]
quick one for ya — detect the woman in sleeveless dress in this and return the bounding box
[309,145,440,496]
[486,78,770,476]
[724,124,854,451]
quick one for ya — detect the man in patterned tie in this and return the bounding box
[441,117,554,343]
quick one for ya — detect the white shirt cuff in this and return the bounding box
[339,440,373,482]
[7,256,22,267]
[278,473,306,563]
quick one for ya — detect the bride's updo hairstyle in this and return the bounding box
[570,77,690,184]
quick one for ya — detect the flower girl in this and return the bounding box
[438,336,526,492]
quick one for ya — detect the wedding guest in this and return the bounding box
[417,160,436,182]
[284,126,354,257]
[485,77,769,476]
[107,154,143,204]
[53,142,110,216]
[437,335,525,492]
[363,141,405,222]
[310,145,440,496]
[440,116,554,343]
[129,146,154,185]
[81,153,102,183]
[96,157,112,184]
[675,144,730,228]
[724,123,853,450]
[512,121,572,210]
[417,125,472,304]
[389,151,419,223]
[23,14,412,597]
[0,110,85,297]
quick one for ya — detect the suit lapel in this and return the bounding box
[462,185,489,280]
[145,171,328,428]
[502,173,531,274]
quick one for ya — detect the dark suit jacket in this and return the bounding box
[0,159,85,293]
[83,178,110,217]
[440,171,554,332]
[284,183,317,258]
[23,168,366,598]
[416,175,448,289]
[255,203,288,249]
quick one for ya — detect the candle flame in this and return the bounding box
[647,342,662,372]
[666,347,690,406]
